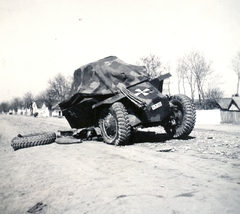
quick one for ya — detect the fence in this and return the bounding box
[220,110,240,124]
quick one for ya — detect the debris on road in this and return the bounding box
[156,148,173,152]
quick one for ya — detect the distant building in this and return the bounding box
[51,102,62,117]
[32,101,50,117]
[17,107,24,115]
[217,97,240,124]
[24,108,32,116]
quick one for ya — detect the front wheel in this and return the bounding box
[164,94,196,138]
[99,102,131,145]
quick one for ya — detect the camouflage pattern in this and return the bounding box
[70,56,148,96]
[59,56,171,129]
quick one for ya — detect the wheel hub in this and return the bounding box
[174,109,183,126]
[103,113,117,138]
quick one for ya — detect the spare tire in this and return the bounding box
[11,132,56,151]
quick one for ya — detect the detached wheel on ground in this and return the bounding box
[99,102,131,146]
[164,94,196,138]
[11,132,56,151]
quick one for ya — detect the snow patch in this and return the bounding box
[196,109,221,125]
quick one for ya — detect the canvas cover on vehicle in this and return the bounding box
[59,56,148,128]
[69,56,148,96]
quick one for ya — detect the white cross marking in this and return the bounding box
[134,88,151,96]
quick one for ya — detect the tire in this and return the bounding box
[164,94,196,138]
[11,132,56,151]
[99,102,131,146]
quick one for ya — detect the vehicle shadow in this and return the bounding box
[130,129,195,145]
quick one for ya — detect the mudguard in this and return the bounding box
[126,81,171,124]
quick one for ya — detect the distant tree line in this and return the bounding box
[1,49,240,113]
[0,74,72,114]
[138,49,239,110]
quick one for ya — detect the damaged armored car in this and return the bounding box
[59,56,196,145]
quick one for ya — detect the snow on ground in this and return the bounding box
[196,109,221,125]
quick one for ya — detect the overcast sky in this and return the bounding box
[1,0,240,102]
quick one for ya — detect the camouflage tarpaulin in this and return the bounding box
[59,56,148,128]
[70,56,148,96]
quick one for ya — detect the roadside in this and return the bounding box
[0,114,240,214]
[195,109,240,135]
[195,123,240,135]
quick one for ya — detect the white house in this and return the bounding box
[8,109,13,115]
[23,108,32,116]
[51,103,62,117]
[17,107,24,115]
[32,101,50,117]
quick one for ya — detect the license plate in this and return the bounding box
[151,101,162,110]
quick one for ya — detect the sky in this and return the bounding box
[1,0,240,102]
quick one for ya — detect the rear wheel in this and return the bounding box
[99,102,131,145]
[164,94,196,138]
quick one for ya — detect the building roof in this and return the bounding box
[231,97,240,110]
[216,98,232,110]
[32,101,44,108]
[217,97,240,111]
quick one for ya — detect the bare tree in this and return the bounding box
[205,86,223,100]
[176,55,196,100]
[189,51,212,103]
[47,73,72,102]
[23,92,34,109]
[138,54,163,79]
[0,102,9,113]
[163,62,171,95]
[176,58,187,94]
[11,97,23,113]
[176,50,212,102]
[204,86,224,109]
[35,90,54,110]
[232,50,240,96]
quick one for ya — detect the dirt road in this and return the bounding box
[0,115,239,214]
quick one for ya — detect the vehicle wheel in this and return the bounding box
[11,132,56,151]
[99,102,131,145]
[164,94,196,138]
